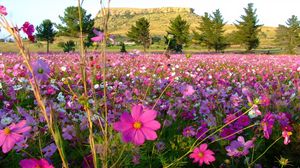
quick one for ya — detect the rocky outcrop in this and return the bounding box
[99,7,194,16]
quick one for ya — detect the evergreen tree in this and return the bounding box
[127,17,151,52]
[166,15,190,53]
[36,19,57,53]
[235,3,262,51]
[194,9,228,52]
[276,15,300,54]
[120,42,127,53]
[57,6,94,37]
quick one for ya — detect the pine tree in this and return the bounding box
[276,15,300,54]
[166,15,190,53]
[36,19,57,53]
[127,17,151,52]
[57,6,94,37]
[194,9,228,52]
[235,3,262,51]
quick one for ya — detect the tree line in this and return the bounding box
[35,4,300,54]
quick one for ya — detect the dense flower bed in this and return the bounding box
[0,53,299,167]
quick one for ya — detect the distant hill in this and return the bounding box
[94,7,277,47]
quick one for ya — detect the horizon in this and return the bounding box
[1,0,300,38]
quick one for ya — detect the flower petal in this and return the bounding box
[199,143,208,151]
[113,121,132,132]
[122,129,134,143]
[132,130,145,145]
[131,104,143,120]
[120,112,133,123]
[0,133,7,146]
[139,109,157,123]
[143,120,161,130]
[141,127,157,140]
[15,126,31,134]
[2,135,17,153]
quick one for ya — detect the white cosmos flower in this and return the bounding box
[94,84,100,89]
[57,92,65,102]
[61,66,67,72]
[13,85,22,91]
[1,117,13,126]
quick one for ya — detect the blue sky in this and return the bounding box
[1,0,300,37]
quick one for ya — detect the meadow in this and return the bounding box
[0,52,299,167]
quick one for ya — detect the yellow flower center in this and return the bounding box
[4,127,11,135]
[36,166,41,168]
[133,121,142,129]
[287,132,292,136]
[198,152,204,158]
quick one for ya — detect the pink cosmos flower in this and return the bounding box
[0,120,31,153]
[282,130,292,145]
[0,5,7,16]
[19,158,54,168]
[189,144,215,166]
[113,104,161,145]
[91,29,104,42]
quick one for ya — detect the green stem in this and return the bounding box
[249,136,282,166]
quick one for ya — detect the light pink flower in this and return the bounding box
[113,104,161,145]
[0,5,7,16]
[189,144,215,166]
[91,29,104,42]
[0,120,31,153]
[282,130,292,145]
[19,158,54,168]
[182,84,195,97]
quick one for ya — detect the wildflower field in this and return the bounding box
[1,1,300,167]
[0,52,299,167]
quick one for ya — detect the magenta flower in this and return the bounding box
[261,112,275,139]
[31,59,50,82]
[0,5,7,16]
[182,84,195,97]
[91,29,104,42]
[225,136,254,157]
[22,22,35,42]
[113,104,161,145]
[189,144,215,166]
[182,126,196,137]
[282,130,292,145]
[0,120,31,153]
[19,158,54,168]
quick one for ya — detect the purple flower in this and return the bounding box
[31,59,50,82]
[132,154,141,165]
[225,136,254,157]
[62,125,76,140]
[261,112,275,139]
[155,141,166,152]
[196,124,208,139]
[236,115,250,127]
[42,143,57,158]
[182,126,196,137]
[91,29,104,42]
[220,127,236,140]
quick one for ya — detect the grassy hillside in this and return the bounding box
[94,7,277,47]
